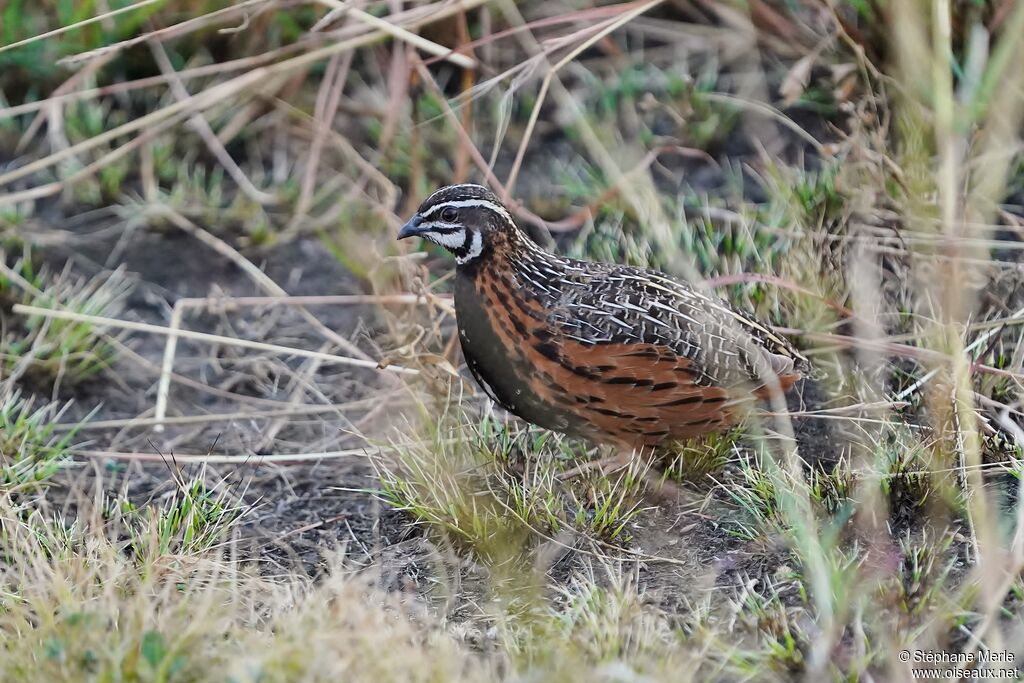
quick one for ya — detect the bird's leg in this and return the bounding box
[641,467,684,504]
[558,446,683,502]
[558,444,644,480]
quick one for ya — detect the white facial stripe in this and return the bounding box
[421,229,467,250]
[456,230,484,264]
[420,198,514,225]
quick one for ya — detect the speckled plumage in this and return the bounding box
[399,184,807,449]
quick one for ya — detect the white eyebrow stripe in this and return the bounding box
[420,198,514,224]
[425,184,488,205]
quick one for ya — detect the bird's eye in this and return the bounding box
[441,208,458,222]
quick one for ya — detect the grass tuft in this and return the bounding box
[373,410,536,565]
[2,258,131,384]
[116,466,246,561]
[0,494,488,683]
[0,389,84,488]
[662,429,738,483]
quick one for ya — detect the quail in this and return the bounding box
[398,184,807,459]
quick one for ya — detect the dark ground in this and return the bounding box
[3,198,851,626]
[0,39,867,622]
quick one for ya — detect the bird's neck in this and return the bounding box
[456,226,570,307]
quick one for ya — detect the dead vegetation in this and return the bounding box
[2,0,1024,681]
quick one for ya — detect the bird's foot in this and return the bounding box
[558,449,639,480]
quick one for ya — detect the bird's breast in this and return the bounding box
[455,266,572,432]
[453,265,736,447]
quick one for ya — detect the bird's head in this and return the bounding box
[397,184,517,266]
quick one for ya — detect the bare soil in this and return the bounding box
[4,199,853,631]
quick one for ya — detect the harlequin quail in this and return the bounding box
[398,184,807,459]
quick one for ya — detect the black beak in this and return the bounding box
[397,216,423,240]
